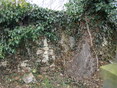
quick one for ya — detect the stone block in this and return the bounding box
[101,63,117,88]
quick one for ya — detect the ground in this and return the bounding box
[0,69,87,88]
[0,56,108,88]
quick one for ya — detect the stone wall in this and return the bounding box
[0,31,97,82]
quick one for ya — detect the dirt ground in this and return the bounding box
[0,56,108,88]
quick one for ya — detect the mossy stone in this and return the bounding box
[101,63,117,88]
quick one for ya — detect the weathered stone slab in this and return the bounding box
[101,63,117,88]
[66,33,97,80]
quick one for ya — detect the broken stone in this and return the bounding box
[43,47,49,51]
[52,55,55,60]
[60,32,70,52]
[49,49,54,55]
[36,49,43,55]
[18,60,31,72]
[0,61,8,67]
[42,56,48,61]
[36,59,41,63]
[50,63,55,68]
[69,36,75,49]
[43,51,48,55]
[16,85,30,88]
[43,38,48,47]
[40,66,49,73]
[23,67,31,73]
[42,51,49,63]
[22,73,37,84]
[66,34,97,81]
[20,60,29,67]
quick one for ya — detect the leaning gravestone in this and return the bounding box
[101,63,117,88]
[66,33,97,81]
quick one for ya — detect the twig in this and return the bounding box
[85,17,93,47]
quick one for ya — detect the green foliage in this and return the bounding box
[5,26,42,53]
[66,0,117,25]
[66,0,117,19]
[0,0,116,60]
[66,0,117,60]
[0,0,32,27]
[65,0,84,19]
[0,0,72,58]
[0,0,68,28]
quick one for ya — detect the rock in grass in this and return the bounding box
[22,73,37,84]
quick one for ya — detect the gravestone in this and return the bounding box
[101,63,117,88]
[66,33,97,81]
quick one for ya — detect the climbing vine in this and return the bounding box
[0,0,73,58]
[65,0,117,60]
[0,0,117,60]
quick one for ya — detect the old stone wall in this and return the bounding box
[0,31,97,82]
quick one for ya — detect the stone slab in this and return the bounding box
[101,63,117,88]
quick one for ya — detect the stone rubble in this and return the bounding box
[22,73,37,84]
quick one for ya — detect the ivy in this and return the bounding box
[0,0,32,28]
[1,0,116,59]
[0,0,74,58]
[66,0,117,60]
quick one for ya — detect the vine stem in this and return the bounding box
[85,16,99,70]
[85,17,93,47]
